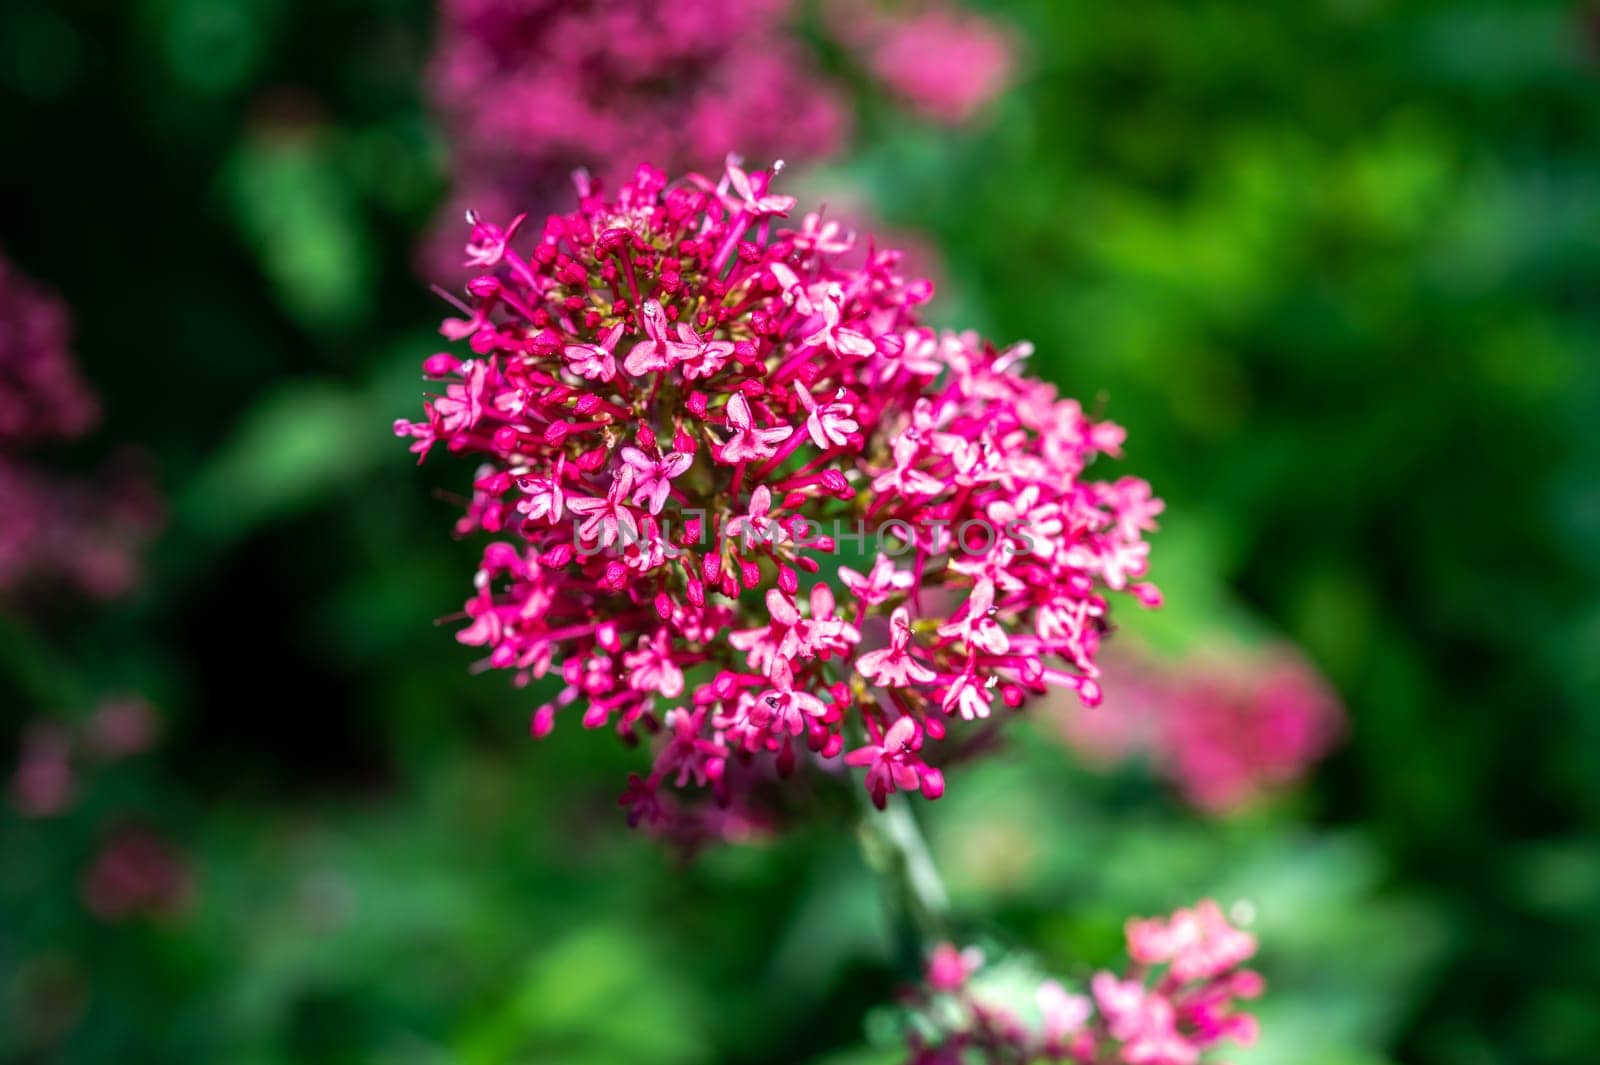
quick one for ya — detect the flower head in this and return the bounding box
[897,900,1263,1064]
[398,159,1160,830]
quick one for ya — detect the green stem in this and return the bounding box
[852,774,951,971]
[831,668,953,969]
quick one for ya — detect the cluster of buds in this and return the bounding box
[398,160,1161,827]
[902,900,1263,1064]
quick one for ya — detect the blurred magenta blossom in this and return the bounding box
[0,255,97,445]
[0,255,161,602]
[9,697,162,819]
[10,695,184,927]
[425,0,845,279]
[0,455,162,601]
[423,0,1014,280]
[1061,643,1345,813]
[9,724,75,818]
[829,1,1017,124]
[79,827,192,922]
[429,0,847,190]
[901,900,1262,1063]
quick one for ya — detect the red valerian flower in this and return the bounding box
[398,160,1160,829]
[843,714,944,809]
[900,900,1263,1064]
[423,0,848,283]
[827,1,1016,125]
[1060,642,1344,814]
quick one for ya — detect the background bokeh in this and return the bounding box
[2,0,1598,1062]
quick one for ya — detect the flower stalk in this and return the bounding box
[852,764,950,969]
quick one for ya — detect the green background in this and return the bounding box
[2,1,1597,1062]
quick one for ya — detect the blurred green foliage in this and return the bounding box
[2,0,1598,1062]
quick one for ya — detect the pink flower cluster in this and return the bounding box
[423,0,1014,280]
[0,455,162,601]
[9,698,160,818]
[427,0,845,277]
[829,1,1017,124]
[80,826,193,922]
[0,255,97,444]
[904,900,1263,1064]
[1061,644,1344,813]
[0,255,161,602]
[397,161,1160,827]
[431,0,849,188]
[8,700,187,924]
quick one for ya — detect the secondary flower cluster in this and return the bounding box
[826,0,1017,124]
[0,254,160,601]
[902,900,1264,1064]
[397,160,1160,826]
[79,826,193,922]
[7,698,187,924]
[0,255,97,444]
[431,0,848,191]
[0,456,162,601]
[1061,643,1344,813]
[426,0,844,277]
[11,698,160,818]
[423,0,1014,280]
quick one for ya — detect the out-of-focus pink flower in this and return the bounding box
[0,254,98,445]
[10,699,163,819]
[1126,900,1258,984]
[80,827,193,921]
[430,0,846,187]
[1036,981,1093,1050]
[831,2,1015,124]
[9,725,75,817]
[0,255,162,604]
[422,0,848,281]
[1060,643,1344,813]
[0,454,163,602]
[926,942,985,992]
[81,697,160,761]
[420,0,1019,280]
[897,900,1263,1064]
